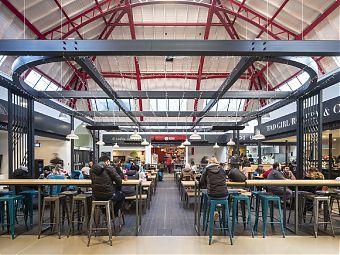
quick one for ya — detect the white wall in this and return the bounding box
[35,139,71,172]
[100,145,145,161]
[189,146,227,164]
[0,131,8,179]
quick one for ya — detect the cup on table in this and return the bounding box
[124,175,128,181]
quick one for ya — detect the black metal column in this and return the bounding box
[317,91,323,172]
[70,116,75,171]
[92,130,96,163]
[296,98,304,179]
[7,91,13,178]
[257,117,262,165]
[236,130,240,156]
[285,140,288,166]
[328,133,332,179]
[27,98,35,178]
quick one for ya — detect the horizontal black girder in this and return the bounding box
[82,111,253,117]
[38,90,291,99]
[1,40,339,56]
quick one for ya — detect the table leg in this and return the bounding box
[38,186,41,223]
[295,186,298,234]
[135,184,139,236]
[194,182,197,231]
[283,187,287,228]
[197,185,201,236]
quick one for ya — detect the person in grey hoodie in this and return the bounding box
[200,156,228,198]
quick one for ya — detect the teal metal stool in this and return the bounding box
[255,195,285,238]
[206,198,233,245]
[252,191,268,232]
[19,190,38,230]
[232,194,254,237]
[201,191,209,231]
[0,195,24,239]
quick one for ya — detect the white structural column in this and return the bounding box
[185,146,189,165]
[145,144,152,164]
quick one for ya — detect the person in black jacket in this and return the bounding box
[228,166,247,182]
[200,156,228,198]
[13,165,32,194]
[90,155,124,216]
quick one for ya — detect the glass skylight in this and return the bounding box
[276,72,309,92]
[149,99,187,111]
[0,55,6,66]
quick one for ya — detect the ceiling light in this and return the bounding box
[81,122,87,127]
[333,139,337,141]
[59,112,68,121]
[113,143,119,149]
[141,139,149,146]
[213,143,220,149]
[178,143,185,149]
[66,130,79,140]
[96,140,105,145]
[262,113,270,120]
[253,129,265,140]
[130,130,142,140]
[227,138,235,146]
[150,144,154,148]
[183,139,191,146]
[190,130,201,140]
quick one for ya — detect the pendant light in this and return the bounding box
[130,130,142,140]
[183,139,191,146]
[227,138,235,146]
[189,130,201,140]
[66,130,79,140]
[253,129,265,140]
[96,140,105,145]
[141,139,149,146]
[113,143,119,149]
[59,112,68,121]
[213,143,220,149]
[178,143,185,149]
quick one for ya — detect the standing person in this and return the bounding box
[166,157,172,174]
[90,156,124,217]
[200,156,228,198]
[267,162,292,198]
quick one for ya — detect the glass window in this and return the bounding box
[24,70,41,87]
[334,57,340,67]
[179,99,187,111]
[157,99,168,111]
[149,99,157,111]
[95,99,108,111]
[46,82,59,91]
[130,99,135,111]
[168,99,179,111]
[0,55,6,66]
[107,100,119,111]
[121,99,131,111]
[34,76,51,90]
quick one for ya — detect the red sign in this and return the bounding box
[151,135,186,141]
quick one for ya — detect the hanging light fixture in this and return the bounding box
[227,138,235,146]
[189,130,201,140]
[262,113,271,120]
[253,129,265,140]
[59,112,68,121]
[141,139,149,146]
[183,139,191,146]
[113,143,119,149]
[178,143,185,149]
[96,140,105,145]
[130,130,142,140]
[66,130,79,140]
[150,144,154,148]
[213,143,220,149]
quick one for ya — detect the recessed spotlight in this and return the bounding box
[333,139,337,141]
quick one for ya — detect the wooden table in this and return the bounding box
[0,179,143,235]
[245,179,340,234]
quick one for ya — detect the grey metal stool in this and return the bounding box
[38,195,68,239]
[312,196,335,238]
[87,200,115,246]
[67,194,91,237]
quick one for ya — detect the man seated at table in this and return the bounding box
[180,163,195,181]
[228,166,247,182]
[200,156,228,199]
[262,166,273,179]
[282,165,296,180]
[267,162,292,198]
[90,155,124,217]
[254,164,265,176]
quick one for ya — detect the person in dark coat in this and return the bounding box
[90,155,124,216]
[200,156,228,198]
[228,166,247,182]
[13,165,32,194]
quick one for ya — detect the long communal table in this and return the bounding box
[0,179,143,235]
[193,179,340,236]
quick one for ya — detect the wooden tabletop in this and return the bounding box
[0,179,141,185]
[246,179,340,186]
[142,181,152,187]
[181,181,196,187]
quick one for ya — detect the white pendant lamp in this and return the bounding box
[213,143,220,149]
[113,143,119,149]
[130,130,142,140]
[189,130,201,140]
[96,140,105,145]
[141,139,149,146]
[253,129,265,140]
[66,130,79,140]
[227,138,235,146]
[178,143,185,149]
[183,139,191,146]
[59,112,68,121]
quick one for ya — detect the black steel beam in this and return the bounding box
[1,40,339,56]
[74,57,141,128]
[82,110,253,118]
[194,57,255,126]
[38,90,291,99]
[93,122,236,126]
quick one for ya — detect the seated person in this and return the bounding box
[13,165,32,194]
[300,167,325,193]
[262,166,273,179]
[190,161,198,173]
[254,164,265,176]
[267,162,292,198]
[90,155,124,217]
[121,169,139,197]
[200,156,228,199]
[228,166,247,182]
[180,164,195,181]
[282,165,296,180]
[113,158,124,178]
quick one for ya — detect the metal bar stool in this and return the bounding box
[67,194,92,237]
[312,196,335,238]
[232,194,254,238]
[0,195,24,239]
[87,200,115,246]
